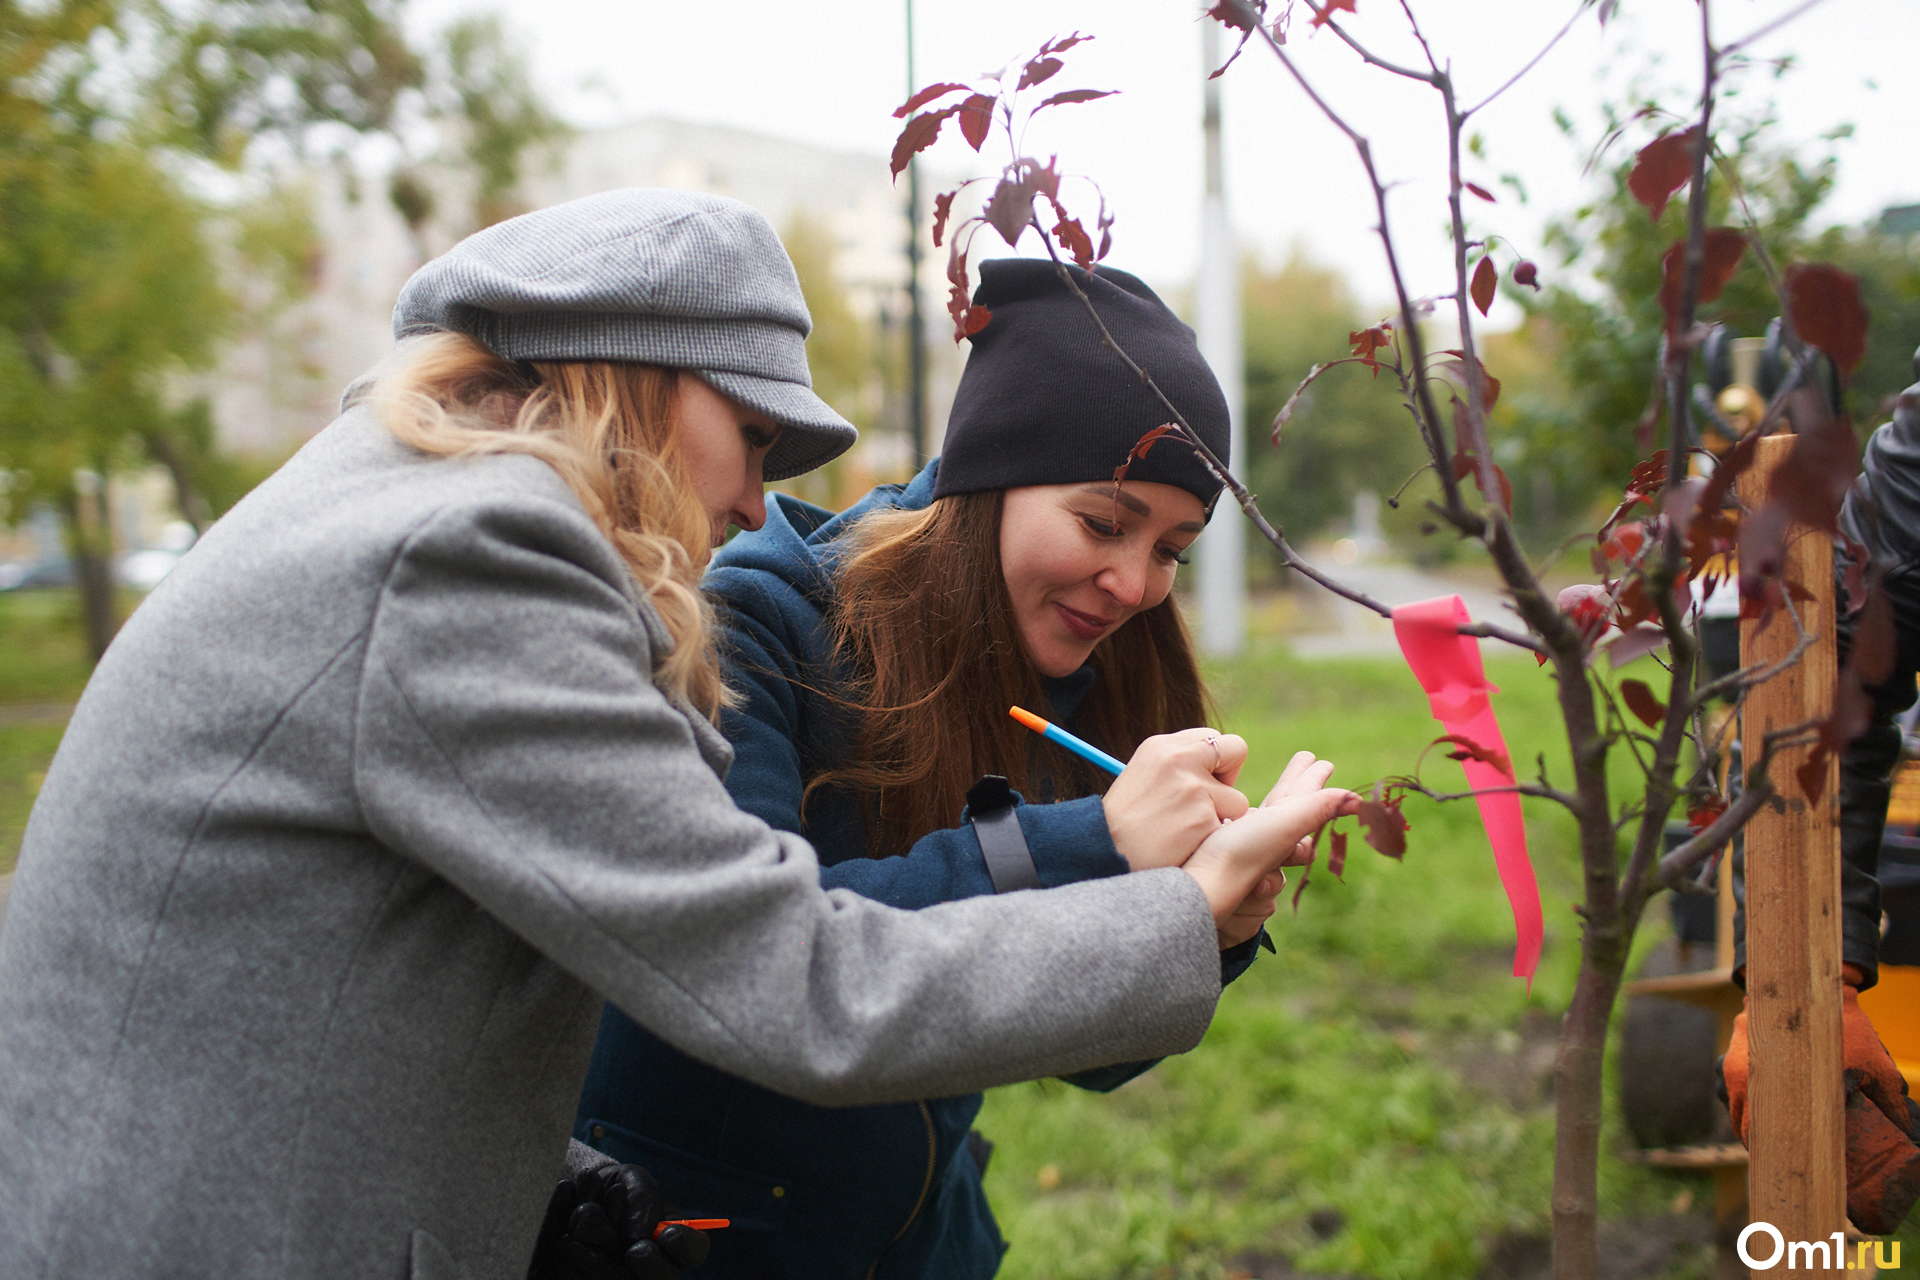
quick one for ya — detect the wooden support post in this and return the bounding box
[1738,434,1847,1263]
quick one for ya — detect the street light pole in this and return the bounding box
[903,0,928,466]
[1195,16,1246,657]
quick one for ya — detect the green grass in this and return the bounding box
[0,590,91,874]
[978,640,1713,1279]
[0,589,94,704]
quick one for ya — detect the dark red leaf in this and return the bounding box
[1357,793,1408,859]
[1512,260,1539,290]
[1656,228,1747,334]
[894,82,971,119]
[1327,828,1348,879]
[1786,262,1869,376]
[1348,324,1392,372]
[1698,432,1757,518]
[1684,508,1739,576]
[1038,32,1094,55]
[1205,0,1258,31]
[1601,519,1647,564]
[1488,463,1515,514]
[1038,88,1118,108]
[1828,679,1873,753]
[1628,126,1700,221]
[1130,424,1178,460]
[1737,499,1790,602]
[1018,56,1063,91]
[1627,450,1668,498]
[1470,255,1497,316]
[1694,227,1749,302]
[1796,744,1832,808]
[1687,796,1727,832]
[1620,678,1665,728]
[1599,452,1669,537]
[958,93,995,151]
[931,191,955,248]
[1603,623,1671,667]
[1557,583,1614,644]
[1111,425,1181,489]
[1769,411,1859,534]
[983,176,1037,246]
[1048,198,1094,267]
[890,106,960,179]
[1465,181,1495,202]
[1434,732,1513,779]
[980,159,1060,248]
[1310,0,1357,29]
[945,244,986,343]
[1436,350,1502,411]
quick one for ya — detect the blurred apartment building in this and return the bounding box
[215,117,958,504]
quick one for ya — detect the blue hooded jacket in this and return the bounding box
[574,463,1260,1279]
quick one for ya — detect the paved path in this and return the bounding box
[1285,555,1526,659]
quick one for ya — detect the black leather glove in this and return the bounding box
[527,1162,711,1280]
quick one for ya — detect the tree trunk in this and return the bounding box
[1551,921,1628,1280]
[1551,928,1631,1280]
[142,428,213,533]
[59,483,119,662]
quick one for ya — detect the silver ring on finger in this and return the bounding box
[1205,735,1221,772]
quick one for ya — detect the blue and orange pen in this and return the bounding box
[1009,705,1125,775]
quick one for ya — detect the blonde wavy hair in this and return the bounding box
[368,331,731,719]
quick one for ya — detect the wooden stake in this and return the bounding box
[1738,434,1846,1262]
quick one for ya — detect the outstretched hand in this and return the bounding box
[1210,752,1343,949]
[1180,761,1359,942]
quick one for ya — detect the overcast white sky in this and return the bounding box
[405,0,1918,322]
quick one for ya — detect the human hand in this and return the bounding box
[1180,785,1359,929]
[1259,751,1339,868]
[1217,870,1284,951]
[1105,727,1252,872]
[527,1162,711,1280]
[1716,968,1920,1235]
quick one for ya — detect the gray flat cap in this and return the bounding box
[392,188,856,481]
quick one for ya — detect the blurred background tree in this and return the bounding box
[1240,250,1438,570]
[0,0,563,660]
[1503,106,1920,551]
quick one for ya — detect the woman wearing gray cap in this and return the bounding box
[0,190,1352,1280]
[573,257,1342,1280]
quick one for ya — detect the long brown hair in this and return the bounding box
[370,331,732,719]
[806,489,1211,857]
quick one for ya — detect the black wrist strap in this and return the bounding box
[967,775,1039,893]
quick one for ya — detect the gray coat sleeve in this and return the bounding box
[352,492,1223,1106]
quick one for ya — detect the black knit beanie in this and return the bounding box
[932,258,1230,512]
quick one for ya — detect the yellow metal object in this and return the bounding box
[1887,759,1920,830]
[1857,964,1920,1092]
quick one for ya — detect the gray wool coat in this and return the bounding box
[0,407,1223,1280]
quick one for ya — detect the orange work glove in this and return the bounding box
[1716,967,1920,1235]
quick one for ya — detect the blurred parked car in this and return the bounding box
[114,521,197,591]
[0,558,75,591]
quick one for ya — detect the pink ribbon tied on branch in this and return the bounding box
[1392,595,1543,985]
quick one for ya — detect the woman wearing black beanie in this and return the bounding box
[572,257,1344,1280]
